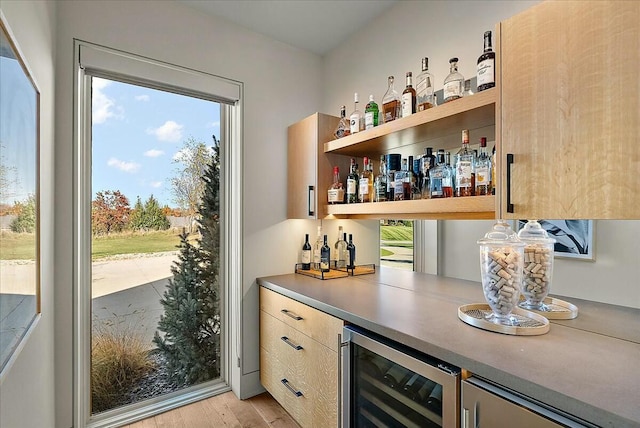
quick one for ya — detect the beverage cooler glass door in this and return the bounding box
[341,326,460,428]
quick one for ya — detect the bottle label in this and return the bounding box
[443,81,461,99]
[365,111,374,129]
[359,178,369,199]
[346,178,357,195]
[476,166,489,185]
[350,113,360,134]
[477,58,495,86]
[456,161,472,188]
[394,179,404,200]
[301,250,311,264]
[383,100,399,122]
[401,93,413,117]
[328,188,344,203]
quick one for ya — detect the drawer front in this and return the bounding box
[260,287,343,351]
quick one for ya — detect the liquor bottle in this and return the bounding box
[491,144,496,195]
[313,225,323,270]
[382,76,401,123]
[430,150,453,198]
[401,72,417,118]
[475,137,491,195]
[346,158,359,204]
[301,234,311,270]
[477,30,496,92]
[394,158,408,201]
[443,57,464,103]
[412,157,422,199]
[463,79,474,97]
[426,383,443,414]
[327,166,345,204]
[416,57,435,111]
[346,234,356,269]
[383,364,412,389]
[455,129,475,197]
[374,155,388,202]
[443,151,454,197]
[421,147,436,199]
[335,231,347,268]
[404,156,414,200]
[359,157,374,203]
[333,105,350,139]
[364,95,379,130]
[320,235,330,273]
[349,93,364,134]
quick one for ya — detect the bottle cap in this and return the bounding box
[333,166,339,173]
[369,94,374,101]
[480,137,487,147]
[449,57,459,63]
[422,57,429,70]
[354,92,359,102]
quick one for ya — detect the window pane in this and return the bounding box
[380,220,414,271]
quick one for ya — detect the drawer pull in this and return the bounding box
[281,309,303,321]
[281,378,303,397]
[281,336,303,350]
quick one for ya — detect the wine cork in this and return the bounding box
[522,244,553,301]
[481,248,522,315]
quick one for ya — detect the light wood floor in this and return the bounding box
[124,391,300,428]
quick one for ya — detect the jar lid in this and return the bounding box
[517,220,556,243]
[477,220,524,246]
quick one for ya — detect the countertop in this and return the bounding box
[257,268,640,428]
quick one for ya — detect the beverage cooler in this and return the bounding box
[341,326,460,428]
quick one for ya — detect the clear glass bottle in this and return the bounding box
[335,230,347,268]
[364,95,379,130]
[346,158,359,203]
[463,79,474,97]
[320,234,331,273]
[517,220,556,311]
[301,233,311,270]
[477,30,496,92]
[412,157,422,199]
[374,155,388,202]
[429,150,446,199]
[416,57,435,111]
[359,156,374,203]
[455,129,475,197]
[382,76,401,123]
[349,93,364,134]
[386,154,401,201]
[333,105,350,139]
[401,72,417,118]
[475,137,491,196]
[313,225,323,270]
[443,151,454,197]
[394,158,408,201]
[421,147,436,199]
[327,166,345,204]
[443,57,464,103]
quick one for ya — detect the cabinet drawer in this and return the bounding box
[261,345,337,428]
[260,287,343,351]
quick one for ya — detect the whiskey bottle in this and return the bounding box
[477,30,496,92]
[364,95,379,130]
[335,231,347,268]
[320,235,330,273]
[346,158,359,204]
[346,234,356,269]
[327,166,345,204]
[394,158,408,201]
[401,72,417,118]
[416,57,435,111]
[382,76,401,123]
[359,157,374,203]
[443,57,464,103]
[301,233,311,270]
[333,105,350,139]
[313,225,323,270]
[374,155,388,202]
[455,129,475,197]
[349,93,364,134]
[412,157,422,199]
[475,137,491,195]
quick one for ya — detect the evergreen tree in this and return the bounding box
[153,136,221,385]
[130,195,170,232]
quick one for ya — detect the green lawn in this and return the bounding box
[380,248,393,257]
[380,224,413,241]
[0,232,36,260]
[91,230,195,259]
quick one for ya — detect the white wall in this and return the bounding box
[321,0,640,309]
[0,1,57,427]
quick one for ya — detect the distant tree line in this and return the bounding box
[91,192,172,236]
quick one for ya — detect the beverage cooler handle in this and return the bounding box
[338,333,348,428]
[506,153,514,213]
[308,185,315,217]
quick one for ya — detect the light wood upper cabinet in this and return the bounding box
[499,0,640,219]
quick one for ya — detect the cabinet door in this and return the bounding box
[288,114,319,219]
[499,1,640,219]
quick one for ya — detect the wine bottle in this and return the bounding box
[313,225,323,270]
[382,364,411,389]
[335,231,347,268]
[426,383,443,414]
[477,30,496,92]
[346,234,356,269]
[301,234,311,270]
[402,373,426,398]
[320,235,330,273]
[414,379,437,402]
[361,354,393,378]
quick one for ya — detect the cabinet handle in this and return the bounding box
[281,378,303,397]
[506,153,514,213]
[281,336,303,350]
[308,185,315,217]
[281,309,303,321]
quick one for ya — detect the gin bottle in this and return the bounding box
[443,57,464,103]
[364,95,379,130]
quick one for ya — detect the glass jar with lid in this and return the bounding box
[477,220,525,326]
[517,220,556,311]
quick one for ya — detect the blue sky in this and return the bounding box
[91,77,220,207]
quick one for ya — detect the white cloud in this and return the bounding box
[207,120,220,128]
[150,181,162,188]
[107,157,140,173]
[147,120,184,143]
[92,78,124,124]
[144,149,164,158]
[172,148,188,162]
[135,94,150,102]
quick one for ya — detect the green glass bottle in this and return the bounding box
[365,95,379,130]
